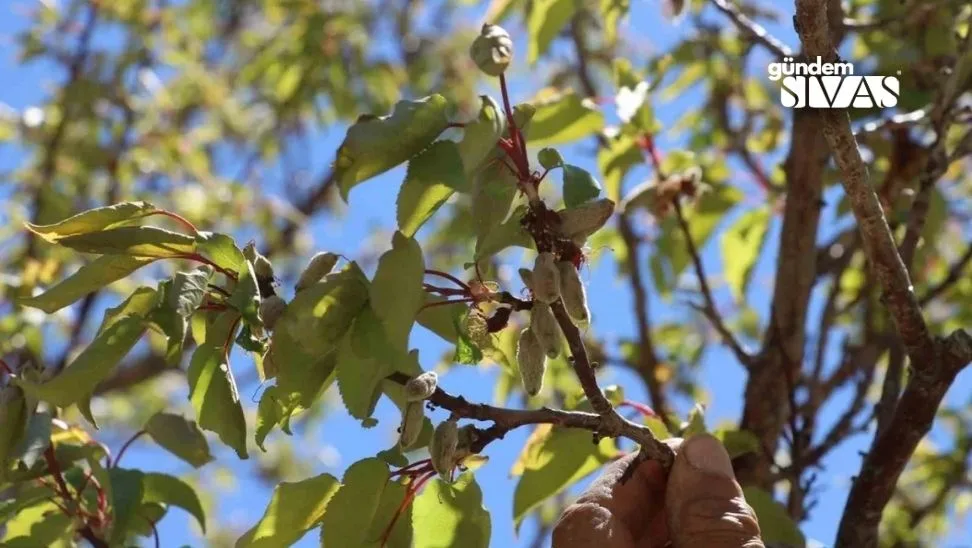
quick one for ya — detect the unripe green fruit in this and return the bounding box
[430,419,460,482]
[258,295,287,330]
[532,252,561,304]
[399,401,425,448]
[537,147,564,170]
[405,371,438,402]
[454,424,478,462]
[557,261,589,323]
[557,198,616,244]
[530,302,561,358]
[516,327,546,396]
[295,252,338,292]
[470,23,513,77]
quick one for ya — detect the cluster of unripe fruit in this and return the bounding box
[400,372,478,482]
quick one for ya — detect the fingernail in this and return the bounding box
[683,434,734,479]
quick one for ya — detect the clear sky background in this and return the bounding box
[2,0,970,546]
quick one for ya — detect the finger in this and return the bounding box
[665,434,764,548]
[552,450,671,547]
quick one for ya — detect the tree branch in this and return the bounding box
[709,0,793,57]
[790,0,972,544]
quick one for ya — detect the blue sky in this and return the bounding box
[2,0,970,546]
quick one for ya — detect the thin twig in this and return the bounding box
[672,200,754,368]
[112,430,147,469]
[709,0,793,57]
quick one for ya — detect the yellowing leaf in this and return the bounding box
[24,201,160,243]
[55,226,197,258]
[336,95,451,201]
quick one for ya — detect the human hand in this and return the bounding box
[552,434,763,548]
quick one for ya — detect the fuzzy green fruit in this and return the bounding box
[470,24,513,76]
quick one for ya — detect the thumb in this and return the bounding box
[665,434,763,548]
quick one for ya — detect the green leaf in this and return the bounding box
[141,472,206,532]
[55,226,197,258]
[144,412,213,468]
[229,259,262,327]
[17,255,156,313]
[397,141,464,237]
[513,427,616,528]
[195,232,246,273]
[155,266,213,363]
[458,95,506,174]
[474,204,532,264]
[237,472,341,548]
[336,308,395,420]
[15,316,146,407]
[526,0,579,64]
[416,298,467,343]
[370,232,425,350]
[336,95,452,201]
[527,92,604,147]
[714,429,761,459]
[187,311,248,459]
[742,487,806,547]
[0,386,28,480]
[682,403,707,437]
[366,478,413,547]
[471,158,518,242]
[562,164,603,207]
[0,501,74,546]
[720,206,771,302]
[24,201,160,242]
[320,458,390,547]
[413,474,491,548]
[271,263,370,369]
[255,386,285,451]
[96,286,158,336]
[599,134,643,201]
[107,468,146,543]
[7,411,52,472]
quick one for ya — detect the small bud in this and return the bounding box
[258,295,287,331]
[470,23,513,77]
[516,328,547,396]
[557,198,616,244]
[530,302,561,358]
[557,261,589,323]
[537,148,564,170]
[518,267,534,291]
[531,252,561,304]
[295,252,338,292]
[430,419,460,482]
[399,401,425,448]
[405,371,438,402]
